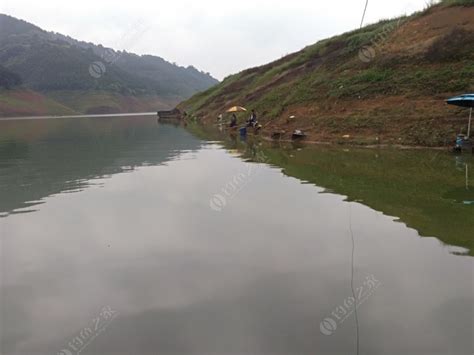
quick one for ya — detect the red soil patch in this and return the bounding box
[11,90,45,103]
[385,6,474,55]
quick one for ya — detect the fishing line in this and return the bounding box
[349,203,360,355]
[352,2,367,352]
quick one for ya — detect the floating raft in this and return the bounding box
[157,108,182,120]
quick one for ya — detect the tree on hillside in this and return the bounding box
[0,65,22,89]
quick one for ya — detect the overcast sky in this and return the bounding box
[1,0,430,80]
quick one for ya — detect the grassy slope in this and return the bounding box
[181,0,474,146]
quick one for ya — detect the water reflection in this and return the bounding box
[0,117,202,217]
[0,117,472,355]
[202,132,474,256]
[444,157,474,206]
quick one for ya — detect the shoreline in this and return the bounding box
[260,135,451,151]
[187,121,456,151]
[0,112,157,121]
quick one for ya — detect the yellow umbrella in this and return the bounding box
[226,106,247,113]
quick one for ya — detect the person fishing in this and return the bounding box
[248,109,257,127]
[230,113,238,128]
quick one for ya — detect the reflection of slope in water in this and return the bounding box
[227,140,474,256]
[0,117,202,217]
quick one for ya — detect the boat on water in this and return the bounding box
[157,108,182,121]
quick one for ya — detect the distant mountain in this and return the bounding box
[0,14,218,116]
[0,64,21,88]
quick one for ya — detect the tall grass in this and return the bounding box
[441,0,474,5]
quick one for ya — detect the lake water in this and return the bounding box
[0,116,472,355]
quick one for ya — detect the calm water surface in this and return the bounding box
[0,116,472,355]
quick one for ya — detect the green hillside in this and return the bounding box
[181,0,474,147]
[0,14,218,116]
[0,64,21,89]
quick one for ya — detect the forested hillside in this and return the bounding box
[0,14,218,116]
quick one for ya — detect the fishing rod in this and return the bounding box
[360,0,369,28]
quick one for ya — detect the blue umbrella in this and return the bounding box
[447,94,474,137]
